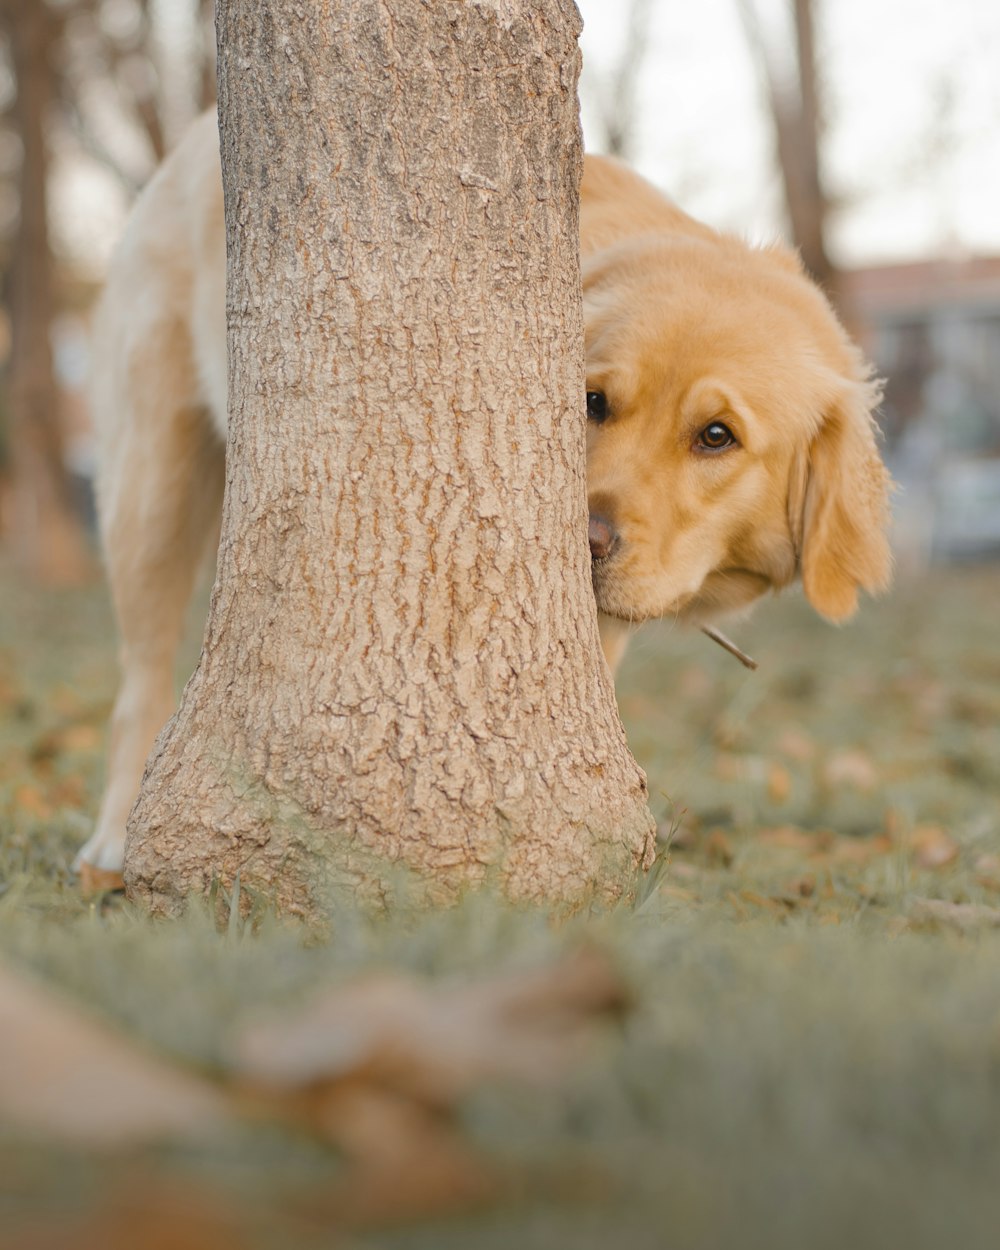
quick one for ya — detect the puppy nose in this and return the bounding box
[588,514,620,561]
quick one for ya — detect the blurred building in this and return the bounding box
[844,256,1000,568]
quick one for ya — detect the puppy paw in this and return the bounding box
[78,861,126,895]
[74,832,126,894]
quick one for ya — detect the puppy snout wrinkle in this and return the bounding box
[589,514,620,561]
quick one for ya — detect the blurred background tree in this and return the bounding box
[0,0,85,583]
[737,0,835,297]
[0,0,214,582]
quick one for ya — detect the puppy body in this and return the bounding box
[81,113,227,875]
[77,118,891,875]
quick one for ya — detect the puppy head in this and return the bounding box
[583,233,892,628]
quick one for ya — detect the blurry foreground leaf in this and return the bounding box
[234,946,624,1100]
[0,962,230,1146]
[1,949,623,1226]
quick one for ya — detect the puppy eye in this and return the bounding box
[586,391,609,424]
[696,421,737,452]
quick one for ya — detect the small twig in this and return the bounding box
[701,626,759,671]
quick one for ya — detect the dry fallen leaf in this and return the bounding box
[756,826,825,855]
[12,784,52,820]
[737,890,789,916]
[714,753,767,784]
[974,854,1000,891]
[775,729,817,762]
[824,833,894,866]
[910,826,960,871]
[822,750,879,793]
[767,764,792,804]
[704,830,735,867]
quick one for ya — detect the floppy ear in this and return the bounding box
[799,375,893,622]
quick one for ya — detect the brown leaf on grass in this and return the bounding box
[822,749,879,792]
[714,753,767,783]
[907,898,1000,932]
[12,784,52,819]
[713,752,742,782]
[754,826,895,869]
[735,890,788,916]
[974,854,1000,891]
[0,963,231,1147]
[50,775,88,808]
[767,764,792,804]
[825,834,894,866]
[756,826,826,855]
[910,825,960,870]
[31,722,103,764]
[704,830,734,867]
[776,729,816,762]
[56,722,103,753]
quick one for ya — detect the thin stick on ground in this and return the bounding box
[701,625,760,671]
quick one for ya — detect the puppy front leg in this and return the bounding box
[76,401,225,883]
[77,649,177,875]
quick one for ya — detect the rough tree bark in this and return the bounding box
[1,0,90,583]
[125,0,655,921]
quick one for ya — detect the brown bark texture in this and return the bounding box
[125,0,655,920]
[2,0,90,583]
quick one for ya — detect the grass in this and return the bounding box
[2,560,1000,1248]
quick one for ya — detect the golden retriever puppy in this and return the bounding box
[582,155,892,671]
[75,116,891,879]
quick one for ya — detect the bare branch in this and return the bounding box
[600,0,654,160]
[735,0,836,295]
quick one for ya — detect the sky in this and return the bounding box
[577,0,1000,266]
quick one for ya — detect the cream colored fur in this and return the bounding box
[77,115,891,875]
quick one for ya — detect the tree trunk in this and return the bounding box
[2,0,91,583]
[125,0,655,922]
